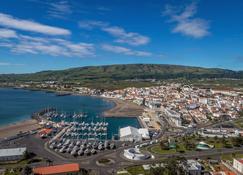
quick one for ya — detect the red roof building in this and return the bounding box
[39,128,52,135]
[33,163,80,175]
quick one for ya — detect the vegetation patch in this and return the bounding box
[1,64,242,90]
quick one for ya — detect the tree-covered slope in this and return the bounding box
[0,64,242,89]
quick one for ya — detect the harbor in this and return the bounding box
[35,110,135,158]
[0,88,141,140]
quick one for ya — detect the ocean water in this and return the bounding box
[0,88,140,137]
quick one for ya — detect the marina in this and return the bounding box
[43,110,109,140]
[0,88,141,139]
[38,110,120,158]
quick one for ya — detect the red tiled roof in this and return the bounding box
[33,163,79,175]
[39,128,52,135]
[213,171,236,175]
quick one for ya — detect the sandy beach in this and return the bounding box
[0,119,40,139]
[103,98,144,117]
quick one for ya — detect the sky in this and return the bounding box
[0,0,243,73]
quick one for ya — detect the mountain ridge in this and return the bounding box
[0,64,242,89]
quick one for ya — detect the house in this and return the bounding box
[138,128,150,140]
[163,108,182,127]
[212,171,236,175]
[233,158,243,173]
[33,163,80,175]
[39,128,53,138]
[183,160,202,175]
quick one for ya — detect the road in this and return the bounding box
[1,118,242,175]
[11,134,242,175]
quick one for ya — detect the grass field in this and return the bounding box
[221,153,243,160]
[125,165,148,175]
[150,145,177,154]
[145,134,239,156]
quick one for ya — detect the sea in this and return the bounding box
[0,88,140,138]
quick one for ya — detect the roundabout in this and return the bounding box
[123,148,151,160]
[96,158,115,166]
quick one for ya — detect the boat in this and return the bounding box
[56,92,71,96]
[76,141,81,146]
[91,148,96,154]
[66,147,72,153]
[110,143,115,149]
[104,141,109,149]
[84,149,90,156]
[98,143,103,150]
[71,149,77,156]
[78,149,84,156]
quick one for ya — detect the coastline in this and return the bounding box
[0,88,146,139]
[102,97,144,118]
[102,97,146,128]
[0,119,40,139]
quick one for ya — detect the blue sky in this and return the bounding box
[0,0,242,73]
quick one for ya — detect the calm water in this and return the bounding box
[0,88,140,138]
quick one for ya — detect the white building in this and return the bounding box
[164,108,182,127]
[124,148,150,160]
[138,128,150,140]
[119,126,149,142]
[183,160,202,175]
[0,147,26,162]
[198,128,240,138]
[199,98,208,105]
[233,159,243,173]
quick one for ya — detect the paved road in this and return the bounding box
[2,118,242,175]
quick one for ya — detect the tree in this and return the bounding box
[231,136,243,147]
[45,158,53,166]
[185,141,195,151]
[23,151,35,160]
[239,111,243,118]
[149,157,186,175]
[21,165,32,175]
[160,141,169,150]
[150,165,167,175]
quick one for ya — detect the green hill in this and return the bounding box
[0,64,242,89]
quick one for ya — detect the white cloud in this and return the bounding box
[172,19,209,38]
[101,44,152,57]
[0,33,95,57]
[48,0,72,19]
[79,20,150,46]
[163,2,209,38]
[0,28,18,39]
[102,26,150,46]
[79,20,107,30]
[0,62,24,66]
[0,13,70,36]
